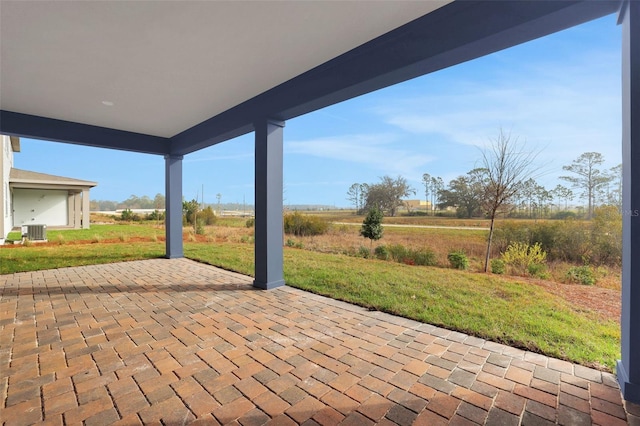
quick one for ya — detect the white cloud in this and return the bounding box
[286,133,434,179]
[372,49,622,173]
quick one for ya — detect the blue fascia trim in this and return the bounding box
[170,0,621,156]
[0,110,170,155]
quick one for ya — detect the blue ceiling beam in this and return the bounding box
[0,110,170,155]
[170,0,621,156]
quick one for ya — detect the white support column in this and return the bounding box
[618,0,640,405]
[74,192,82,229]
[82,188,90,229]
[165,154,184,259]
[254,118,285,290]
[68,192,75,227]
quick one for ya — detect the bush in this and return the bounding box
[447,250,469,270]
[374,245,389,260]
[592,206,622,265]
[240,235,253,244]
[245,218,255,228]
[195,218,206,235]
[120,209,140,221]
[358,246,371,258]
[387,244,408,262]
[199,206,217,226]
[386,244,437,266]
[527,263,549,279]
[565,265,597,285]
[552,211,577,220]
[411,248,437,266]
[283,212,329,236]
[490,259,505,274]
[146,209,165,221]
[501,242,547,276]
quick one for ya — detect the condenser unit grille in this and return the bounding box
[26,224,47,241]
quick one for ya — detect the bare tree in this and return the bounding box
[481,129,539,272]
[363,176,415,217]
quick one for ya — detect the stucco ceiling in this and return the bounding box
[0,0,451,138]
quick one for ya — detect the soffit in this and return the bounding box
[0,1,451,138]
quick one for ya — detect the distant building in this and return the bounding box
[403,199,431,211]
[1,135,97,243]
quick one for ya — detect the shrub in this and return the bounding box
[195,218,206,235]
[286,238,296,247]
[490,259,506,274]
[387,244,408,262]
[240,235,254,244]
[199,206,217,226]
[501,242,547,276]
[245,218,255,228]
[527,263,549,279]
[146,209,165,221]
[552,211,577,220]
[411,248,437,266]
[494,220,589,264]
[386,244,436,266]
[358,246,371,258]
[374,245,389,260]
[592,205,622,265]
[565,265,597,285]
[120,209,140,221]
[283,212,328,236]
[447,250,469,270]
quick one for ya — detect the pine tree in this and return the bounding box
[360,207,384,247]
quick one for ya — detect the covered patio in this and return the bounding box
[1,259,638,425]
[1,0,640,412]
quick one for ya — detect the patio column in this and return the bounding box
[82,188,90,229]
[618,0,640,405]
[74,192,82,229]
[68,192,77,228]
[254,118,285,290]
[165,154,184,259]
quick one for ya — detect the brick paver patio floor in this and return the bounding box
[1,258,639,425]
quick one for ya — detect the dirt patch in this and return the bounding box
[526,278,620,324]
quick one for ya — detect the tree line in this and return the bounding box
[348,152,621,221]
[347,131,621,272]
[91,194,166,211]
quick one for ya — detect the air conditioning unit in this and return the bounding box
[25,224,47,241]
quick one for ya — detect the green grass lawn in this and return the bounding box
[1,223,620,371]
[1,242,165,273]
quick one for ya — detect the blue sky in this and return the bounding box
[15,14,622,208]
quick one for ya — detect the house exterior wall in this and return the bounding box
[1,135,14,242]
[13,188,68,227]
